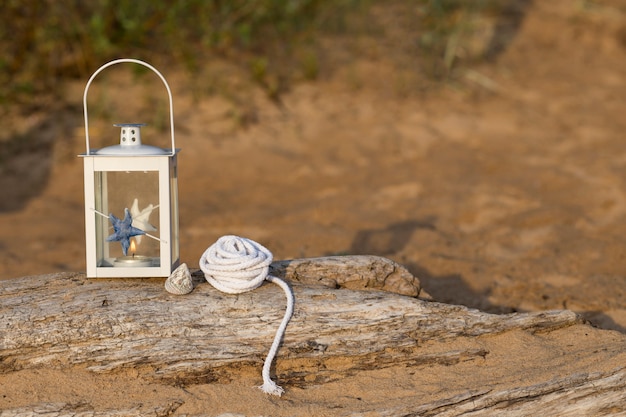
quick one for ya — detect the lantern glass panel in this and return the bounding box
[94,170,161,267]
[170,162,179,263]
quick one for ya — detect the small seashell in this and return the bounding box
[165,263,194,295]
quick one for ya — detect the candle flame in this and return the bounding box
[130,239,137,255]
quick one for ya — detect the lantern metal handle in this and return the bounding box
[83,58,176,155]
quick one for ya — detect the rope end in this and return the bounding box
[259,380,285,396]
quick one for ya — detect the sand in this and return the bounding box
[1,1,625,415]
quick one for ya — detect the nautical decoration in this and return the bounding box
[106,208,146,255]
[199,235,294,396]
[130,198,157,244]
[80,58,180,278]
[164,263,193,295]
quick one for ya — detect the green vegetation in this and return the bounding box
[417,0,520,78]
[0,0,518,108]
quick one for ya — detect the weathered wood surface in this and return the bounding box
[3,368,625,417]
[1,259,576,383]
[399,368,626,417]
[269,254,421,296]
[0,402,184,417]
[1,255,625,416]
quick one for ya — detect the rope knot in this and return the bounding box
[199,235,294,396]
[199,235,273,294]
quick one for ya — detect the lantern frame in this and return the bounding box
[80,59,180,278]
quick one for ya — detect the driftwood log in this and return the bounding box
[1,255,625,416]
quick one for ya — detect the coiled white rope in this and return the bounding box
[199,235,294,396]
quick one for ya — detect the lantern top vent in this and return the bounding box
[94,123,168,156]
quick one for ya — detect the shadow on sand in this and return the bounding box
[347,219,515,314]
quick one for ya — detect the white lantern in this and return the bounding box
[80,59,180,278]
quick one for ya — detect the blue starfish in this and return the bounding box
[106,208,146,255]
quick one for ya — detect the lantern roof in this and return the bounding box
[94,123,169,156]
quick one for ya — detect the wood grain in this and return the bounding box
[1,256,624,416]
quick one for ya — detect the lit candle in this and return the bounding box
[114,239,153,267]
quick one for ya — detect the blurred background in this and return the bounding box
[0,0,530,105]
[1,0,625,331]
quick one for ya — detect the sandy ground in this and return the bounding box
[1,1,626,415]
